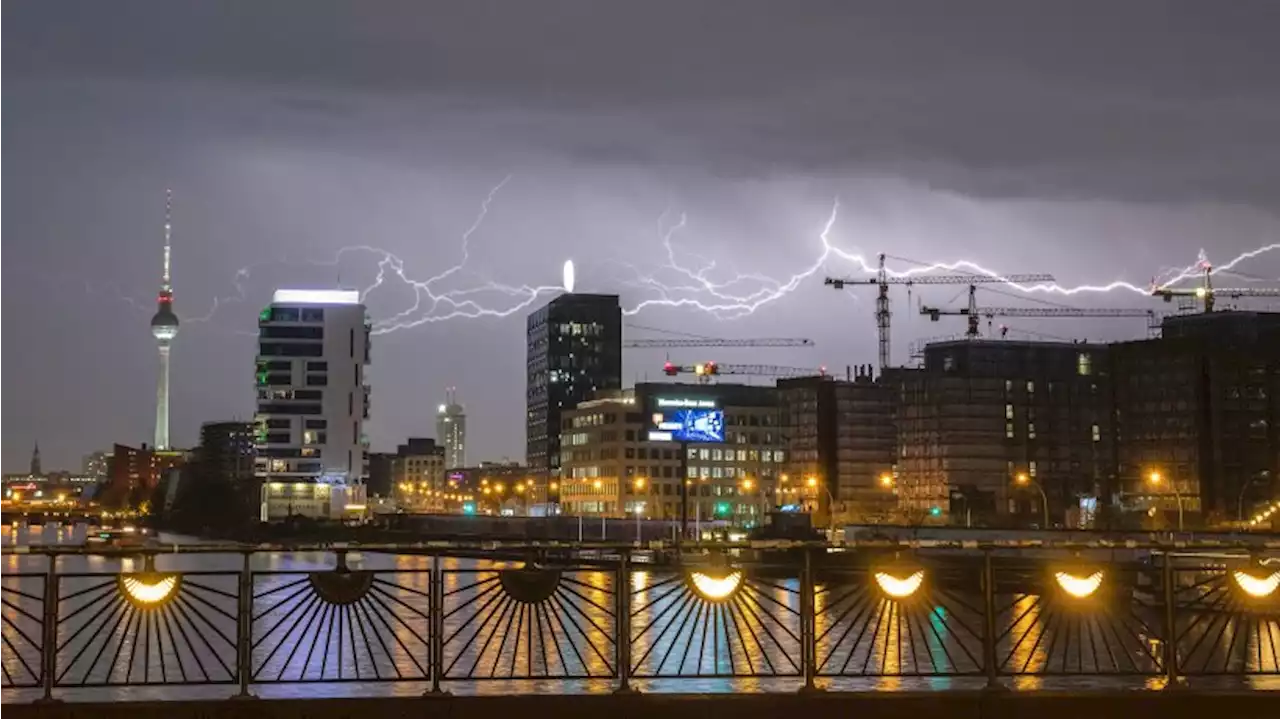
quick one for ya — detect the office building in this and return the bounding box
[777,365,898,526]
[558,382,783,526]
[367,452,395,497]
[526,294,623,495]
[198,421,256,485]
[436,388,467,469]
[391,438,448,511]
[101,443,187,508]
[254,289,370,521]
[1109,311,1280,525]
[896,340,1113,527]
[82,451,110,482]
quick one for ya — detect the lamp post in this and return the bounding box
[633,477,646,541]
[1147,470,1184,531]
[1014,472,1049,529]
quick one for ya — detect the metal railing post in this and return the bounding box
[426,554,449,696]
[981,550,1003,690]
[799,546,820,692]
[614,551,636,693]
[233,551,256,699]
[37,555,59,704]
[1161,553,1180,688]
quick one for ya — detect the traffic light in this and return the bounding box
[462,502,476,515]
[930,506,941,517]
[715,502,731,517]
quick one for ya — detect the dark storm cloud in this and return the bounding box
[9,0,1280,204]
[6,1,1280,470]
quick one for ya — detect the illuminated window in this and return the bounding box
[711,449,722,461]
[1077,353,1092,376]
[1006,422,1015,439]
[699,449,710,460]
[1028,423,1036,440]
[1091,424,1101,442]
[1026,381,1035,393]
[1005,404,1014,420]
[1029,461,1038,477]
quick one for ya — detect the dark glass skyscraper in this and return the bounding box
[526,294,623,488]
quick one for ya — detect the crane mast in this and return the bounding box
[825,258,1054,369]
[1151,261,1280,313]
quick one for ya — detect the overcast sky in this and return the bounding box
[5,0,1280,471]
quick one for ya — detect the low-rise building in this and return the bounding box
[558,382,783,527]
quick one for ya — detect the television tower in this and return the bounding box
[150,190,179,450]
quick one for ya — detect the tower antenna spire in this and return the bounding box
[162,188,173,292]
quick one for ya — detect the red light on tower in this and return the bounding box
[663,361,677,376]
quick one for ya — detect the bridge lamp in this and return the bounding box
[688,568,743,602]
[119,574,181,607]
[1233,568,1280,599]
[1054,570,1105,599]
[874,570,924,599]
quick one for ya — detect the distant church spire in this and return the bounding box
[30,442,42,477]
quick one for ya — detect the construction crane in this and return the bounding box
[824,253,1054,370]
[623,337,814,349]
[1152,260,1280,312]
[662,360,826,382]
[920,285,1156,338]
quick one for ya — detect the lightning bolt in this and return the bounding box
[148,180,1280,334]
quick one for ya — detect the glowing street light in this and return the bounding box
[1233,569,1280,598]
[592,479,603,490]
[1147,469,1184,530]
[689,570,743,601]
[1054,570,1104,598]
[1012,472,1049,528]
[740,477,754,491]
[879,473,894,488]
[874,570,924,599]
[806,476,818,489]
[633,477,646,491]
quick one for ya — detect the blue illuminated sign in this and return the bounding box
[668,408,725,443]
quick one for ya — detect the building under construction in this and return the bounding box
[895,339,1114,527]
[776,365,898,526]
[1109,310,1280,525]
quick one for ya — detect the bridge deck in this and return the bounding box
[6,690,1274,719]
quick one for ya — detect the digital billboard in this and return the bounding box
[650,396,721,442]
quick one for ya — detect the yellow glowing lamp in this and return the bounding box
[1054,570,1104,598]
[874,570,924,599]
[689,570,743,601]
[119,574,180,606]
[1233,569,1280,598]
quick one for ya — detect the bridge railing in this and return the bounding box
[2,541,1277,700]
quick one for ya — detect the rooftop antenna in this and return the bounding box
[162,188,173,292]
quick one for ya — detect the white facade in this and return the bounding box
[436,388,467,470]
[255,289,370,521]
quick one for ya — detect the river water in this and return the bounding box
[2,523,1276,701]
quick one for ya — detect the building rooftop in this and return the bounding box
[272,289,361,305]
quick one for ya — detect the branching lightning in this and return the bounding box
[162,181,1279,334]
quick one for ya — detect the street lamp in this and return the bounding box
[1014,472,1049,528]
[1147,470,1184,530]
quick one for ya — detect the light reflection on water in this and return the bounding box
[2,523,1276,701]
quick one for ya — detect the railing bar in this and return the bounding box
[3,611,46,657]
[533,595,549,677]
[352,595,399,680]
[2,586,46,604]
[737,590,797,674]
[299,602,332,681]
[56,580,117,613]
[836,595,880,676]
[550,592,614,676]
[181,580,239,602]
[556,582,616,619]
[440,574,500,599]
[371,576,431,600]
[167,596,219,682]
[254,593,320,678]
[629,579,685,620]
[735,585,800,644]
[72,599,132,686]
[360,590,429,677]
[250,591,315,651]
[554,586,617,646]
[741,581,801,617]
[251,576,312,602]
[279,597,325,681]
[814,585,871,645]
[367,583,430,621]
[731,594,779,675]
[250,581,315,623]
[465,595,514,679]
[1,630,40,685]
[171,594,237,653]
[630,573,682,599]
[123,603,145,684]
[440,583,506,646]
[178,586,238,624]
[2,597,46,628]
[543,595,590,677]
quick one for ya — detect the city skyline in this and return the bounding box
[6,1,1280,470]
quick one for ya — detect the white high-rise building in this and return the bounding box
[255,289,371,521]
[150,190,179,450]
[436,387,466,470]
